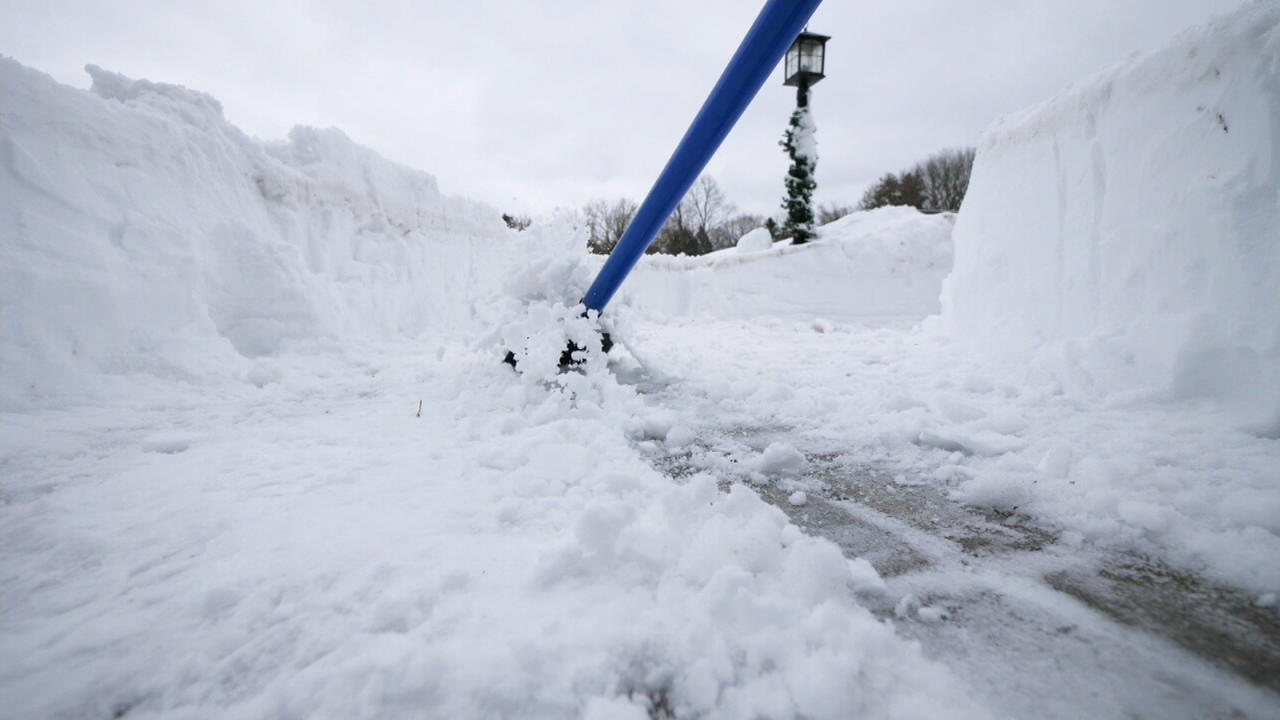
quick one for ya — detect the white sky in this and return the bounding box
[1,0,1245,218]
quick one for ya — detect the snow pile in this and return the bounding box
[736,226,774,252]
[941,3,1280,435]
[618,206,954,321]
[0,58,559,411]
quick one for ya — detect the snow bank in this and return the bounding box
[0,58,556,410]
[735,226,774,252]
[619,206,954,322]
[0,58,989,718]
[941,3,1280,435]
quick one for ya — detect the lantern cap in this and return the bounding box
[796,30,831,41]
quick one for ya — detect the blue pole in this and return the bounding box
[582,0,822,313]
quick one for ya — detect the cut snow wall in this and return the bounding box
[0,59,538,410]
[618,207,954,322]
[940,3,1280,434]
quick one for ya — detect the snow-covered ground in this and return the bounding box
[0,55,981,720]
[614,206,954,322]
[3,3,1280,718]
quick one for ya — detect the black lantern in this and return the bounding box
[783,31,829,88]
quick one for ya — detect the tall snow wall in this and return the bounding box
[0,59,554,410]
[940,3,1280,434]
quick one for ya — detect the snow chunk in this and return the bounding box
[756,442,807,476]
[633,412,675,441]
[846,557,887,595]
[246,361,283,388]
[917,605,948,623]
[955,474,1029,511]
[735,226,773,253]
[1116,500,1171,534]
[1036,443,1074,479]
[665,424,697,448]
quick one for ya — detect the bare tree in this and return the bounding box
[583,198,639,254]
[582,199,609,253]
[722,213,766,245]
[580,175,762,257]
[917,147,975,212]
[684,175,736,249]
[858,147,976,213]
[651,175,733,255]
[655,199,701,255]
[816,203,855,225]
[859,173,902,211]
[602,198,637,253]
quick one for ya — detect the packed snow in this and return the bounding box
[941,2,1280,437]
[3,3,1280,718]
[734,226,773,252]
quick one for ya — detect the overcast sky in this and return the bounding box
[1,0,1245,218]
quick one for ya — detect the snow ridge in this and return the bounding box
[0,57,517,410]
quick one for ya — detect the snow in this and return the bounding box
[614,206,954,321]
[5,348,989,719]
[628,315,1280,716]
[0,59,986,719]
[5,4,1280,715]
[638,314,1280,596]
[916,606,948,624]
[735,226,774,252]
[940,2,1280,437]
[757,442,808,476]
[1,56,520,412]
[792,106,818,165]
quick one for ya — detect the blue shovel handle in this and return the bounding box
[582,0,823,314]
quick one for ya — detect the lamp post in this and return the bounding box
[779,30,829,244]
[783,31,829,106]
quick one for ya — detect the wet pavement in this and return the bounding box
[642,422,1280,719]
